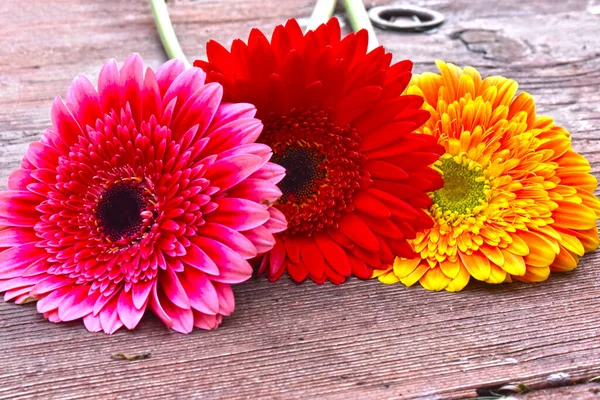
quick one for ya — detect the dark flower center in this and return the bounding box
[261,108,365,235]
[96,183,146,241]
[272,147,326,202]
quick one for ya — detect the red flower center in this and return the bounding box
[261,108,365,235]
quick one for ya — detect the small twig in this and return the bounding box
[111,352,152,361]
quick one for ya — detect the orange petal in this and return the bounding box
[507,233,530,256]
[393,257,422,279]
[500,250,526,276]
[555,229,585,257]
[459,250,491,281]
[400,263,430,287]
[517,266,550,282]
[552,201,597,230]
[551,247,579,272]
[440,258,460,279]
[480,244,504,266]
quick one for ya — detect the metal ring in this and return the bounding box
[368,5,445,32]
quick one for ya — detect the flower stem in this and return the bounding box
[149,0,191,68]
[343,0,379,51]
[307,0,336,31]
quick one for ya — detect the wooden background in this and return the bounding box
[1,0,600,398]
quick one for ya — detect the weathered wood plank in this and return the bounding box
[1,0,599,398]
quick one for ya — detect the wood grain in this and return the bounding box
[1,0,600,398]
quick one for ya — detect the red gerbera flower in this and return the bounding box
[0,54,286,333]
[195,19,445,283]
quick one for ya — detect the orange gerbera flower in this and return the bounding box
[374,61,600,291]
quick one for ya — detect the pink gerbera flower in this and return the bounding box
[0,54,286,334]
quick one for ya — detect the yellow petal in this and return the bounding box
[440,258,460,279]
[555,229,585,257]
[459,250,491,281]
[446,266,470,292]
[420,267,452,291]
[400,263,430,287]
[480,244,504,266]
[378,271,401,285]
[507,233,530,256]
[393,257,422,279]
[500,250,526,276]
[485,265,507,284]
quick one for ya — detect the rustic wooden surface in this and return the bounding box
[1,0,600,398]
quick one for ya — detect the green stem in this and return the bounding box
[343,0,379,51]
[149,0,191,68]
[307,0,336,31]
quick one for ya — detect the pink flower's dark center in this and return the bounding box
[261,108,366,235]
[96,183,146,241]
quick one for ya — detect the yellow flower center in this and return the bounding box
[431,154,490,221]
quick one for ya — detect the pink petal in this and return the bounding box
[98,59,121,115]
[227,178,282,205]
[0,191,42,222]
[158,290,194,334]
[31,275,72,296]
[0,227,39,247]
[93,289,119,316]
[4,286,34,302]
[182,241,219,275]
[26,141,60,170]
[204,154,264,193]
[243,226,276,255]
[0,243,47,279]
[195,237,253,284]
[117,288,146,330]
[197,222,257,259]
[204,119,263,154]
[50,96,84,149]
[65,74,101,130]
[213,282,235,316]
[132,279,154,310]
[208,103,257,134]
[170,82,223,140]
[159,267,191,310]
[118,53,144,123]
[162,68,207,120]
[209,198,270,231]
[155,59,186,97]
[58,285,98,322]
[7,169,34,191]
[265,207,287,233]
[141,67,162,122]
[99,296,123,334]
[83,313,103,332]
[0,276,40,292]
[193,311,222,330]
[149,281,173,328]
[180,267,219,314]
[36,285,74,313]
[248,162,286,184]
